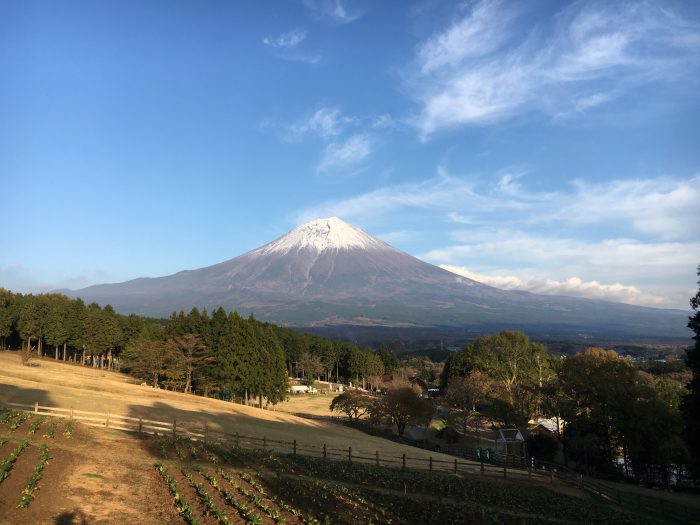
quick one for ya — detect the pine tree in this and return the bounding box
[0,289,17,350]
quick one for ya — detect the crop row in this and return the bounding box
[0,409,20,424]
[282,455,586,518]
[154,437,659,525]
[210,467,267,524]
[27,416,47,435]
[200,447,658,525]
[181,468,231,524]
[0,440,29,483]
[8,412,33,431]
[288,475,393,525]
[154,463,200,525]
[18,444,50,508]
[43,420,59,438]
[63,420,75,437]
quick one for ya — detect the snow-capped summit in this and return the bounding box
[256,217,392,255]
[62,217,688,339]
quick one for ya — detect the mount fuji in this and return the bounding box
[62,218,688,339]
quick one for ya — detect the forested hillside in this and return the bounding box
[0,289,383,405]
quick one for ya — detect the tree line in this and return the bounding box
[439,329,693,483]
[0,289,389,406]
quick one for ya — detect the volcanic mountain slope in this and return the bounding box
[64,218,689,338]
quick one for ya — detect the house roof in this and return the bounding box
[496,429,524,442]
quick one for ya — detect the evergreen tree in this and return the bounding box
[45,295,71,360]
[66,298,86,361]
[260,326,289,405]
[377,343,399,374]
[18,294,41,351]
[209,307,228,352]
[0,288,17,350]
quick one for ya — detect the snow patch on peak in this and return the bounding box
[256,217,392,255]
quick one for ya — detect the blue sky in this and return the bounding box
[2,0,699,310]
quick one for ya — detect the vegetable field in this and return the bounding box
[150,434,666,525]
[0,409,691,524]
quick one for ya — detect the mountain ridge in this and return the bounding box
[61,218,689,339]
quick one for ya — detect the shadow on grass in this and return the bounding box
[54,509,89,525]
[0,383,56,409]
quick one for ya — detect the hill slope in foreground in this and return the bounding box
[0,352,694,524]
[63,217,690,340]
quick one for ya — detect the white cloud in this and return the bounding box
[296,170,700,308]
[299,170,700,240]
[409,1,700,137]
[440,265,670,306]
[303,0,363,24]
[262,28,321,64]
[282,106,347,142]
[318,133,373,172]
[263,29,307,49]
[547,176,700,240]
[417,0,517,74]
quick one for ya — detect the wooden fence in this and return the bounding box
[2,401,544,480]
[4,401,697,524]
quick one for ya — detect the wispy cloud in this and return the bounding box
[263,29,307,49]
[282,106,348,142]
[296,170,700,307]
[409,1,700,137]
[269,106,380,173]
[318,133,373,172]
[303,0,363,24]
[262,28,321,64]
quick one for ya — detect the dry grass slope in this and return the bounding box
[0,351,452,461]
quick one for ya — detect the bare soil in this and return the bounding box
[0,417,179,524]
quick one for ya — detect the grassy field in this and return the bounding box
[0,351,454,463]
[274,392,340,417]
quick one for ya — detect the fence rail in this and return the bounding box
[3,401,696,524]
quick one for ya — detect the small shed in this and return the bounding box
[495,428,525,457]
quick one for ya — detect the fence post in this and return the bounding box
[203,424,208,441]
[70,407,74,420]
[293,439,297,455]
[34,401,38,413]
[323,443,327,459]
[429,457,433,472]
[138,417,143,435]
[263,436,267,450]
[235,432,240,448]
[454,459,458,474]
[348,446,352,463]
[172,419,177,438]
[376,451,379,466]
[549,470,554,485]
[402,453,406,470]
